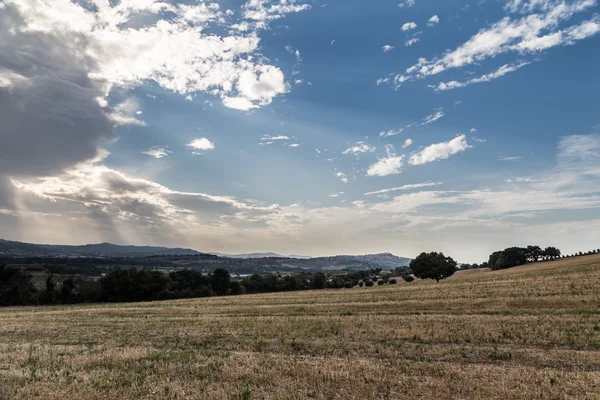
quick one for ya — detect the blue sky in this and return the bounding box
[0,0,599,261]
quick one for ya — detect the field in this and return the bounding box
[1,255,600,399]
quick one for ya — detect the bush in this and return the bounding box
[365,280,374,287]
[358,281,364,287]
[377,280,385,286]
[389,279,397,284]
[402,275,414,283]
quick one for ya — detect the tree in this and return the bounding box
[210,268,230,295]
[0,264,37,306]
[526,245,543,262]
[409,252,457,282]
[543,246,561,260]
[310,272,327,290]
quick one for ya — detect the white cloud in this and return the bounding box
[289,143,300,148]
[382,45,395,52]
[367,145,405,177]
[405,37,421,47]
[421,109,445,125]
[402,22,418,31]
[393,1,600,88]
[428,15,440,26]
[399,0,416,8]
[262,135,291,141]
[330,40,336,45]
[498,156,522,161]
[409,135,470,165]
[470,128,478,133]
[365,181,442,196]
[402,138,414,148]
[2,0,310,114]
[329,192,344,198]
[379,128,403,138]
[142,148,169,159]
[187,138,215,153]
[343,141,376,155]
[432,62,531,91]
[336,172,349,183]
[108,98,146,126]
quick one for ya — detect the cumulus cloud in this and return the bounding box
[343,141,376,155]
[402,138,414,148]
[365,181,442,196]
[402,22,418,31]
[409,135,470,165]
[382,45,395,52]
[367,145,405,177]
[428,15,440,26]
[142,148,169,159]
[392,0,600,88]
[187,138,216,153]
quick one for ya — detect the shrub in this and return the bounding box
[402,275,414,283]
[365,280,374,287]
[377,280,385,286]
[389,279,397,284]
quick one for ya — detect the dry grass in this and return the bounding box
[1,255,600,399]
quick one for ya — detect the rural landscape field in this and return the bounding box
[1,254,600,399]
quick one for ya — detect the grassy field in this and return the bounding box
[1,255,600,399]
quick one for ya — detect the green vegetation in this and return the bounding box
[409,252,457,282]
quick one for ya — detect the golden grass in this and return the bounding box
[1,255,600,399]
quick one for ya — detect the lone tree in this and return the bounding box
[410,252,457,282]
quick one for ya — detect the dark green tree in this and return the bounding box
[0,264,38,306]
[210,268,231,295]
[409,252,457,282]
[310,272,327,290]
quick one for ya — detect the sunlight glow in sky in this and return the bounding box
[0,0,599,261]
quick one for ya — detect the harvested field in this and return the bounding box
[1,254,600,399]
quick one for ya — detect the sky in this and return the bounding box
[0,0,599,262]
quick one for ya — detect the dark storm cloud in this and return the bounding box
[0,4,114,177]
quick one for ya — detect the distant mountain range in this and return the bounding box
[0,239,200,257]
[0,239,412,270]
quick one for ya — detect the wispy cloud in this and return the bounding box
[142,148,169,159]
[382,45,395,52]
[499,156,522,161]
[421,108,445,125]
[365,181,442,196]
[343,141,376,155]
[392,1,600,89]
[398,0,415,8]
[431,62,531,91]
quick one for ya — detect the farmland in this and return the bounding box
[1,254,600,399]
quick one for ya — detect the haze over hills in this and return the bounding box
[0,239,412,270]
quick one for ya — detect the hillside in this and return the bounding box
[0,239,201,257]
[0,239,411,271]
[3,252,599,399]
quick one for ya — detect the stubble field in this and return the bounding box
[1,254,600,399]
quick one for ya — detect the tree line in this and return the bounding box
[0,265,396,307]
